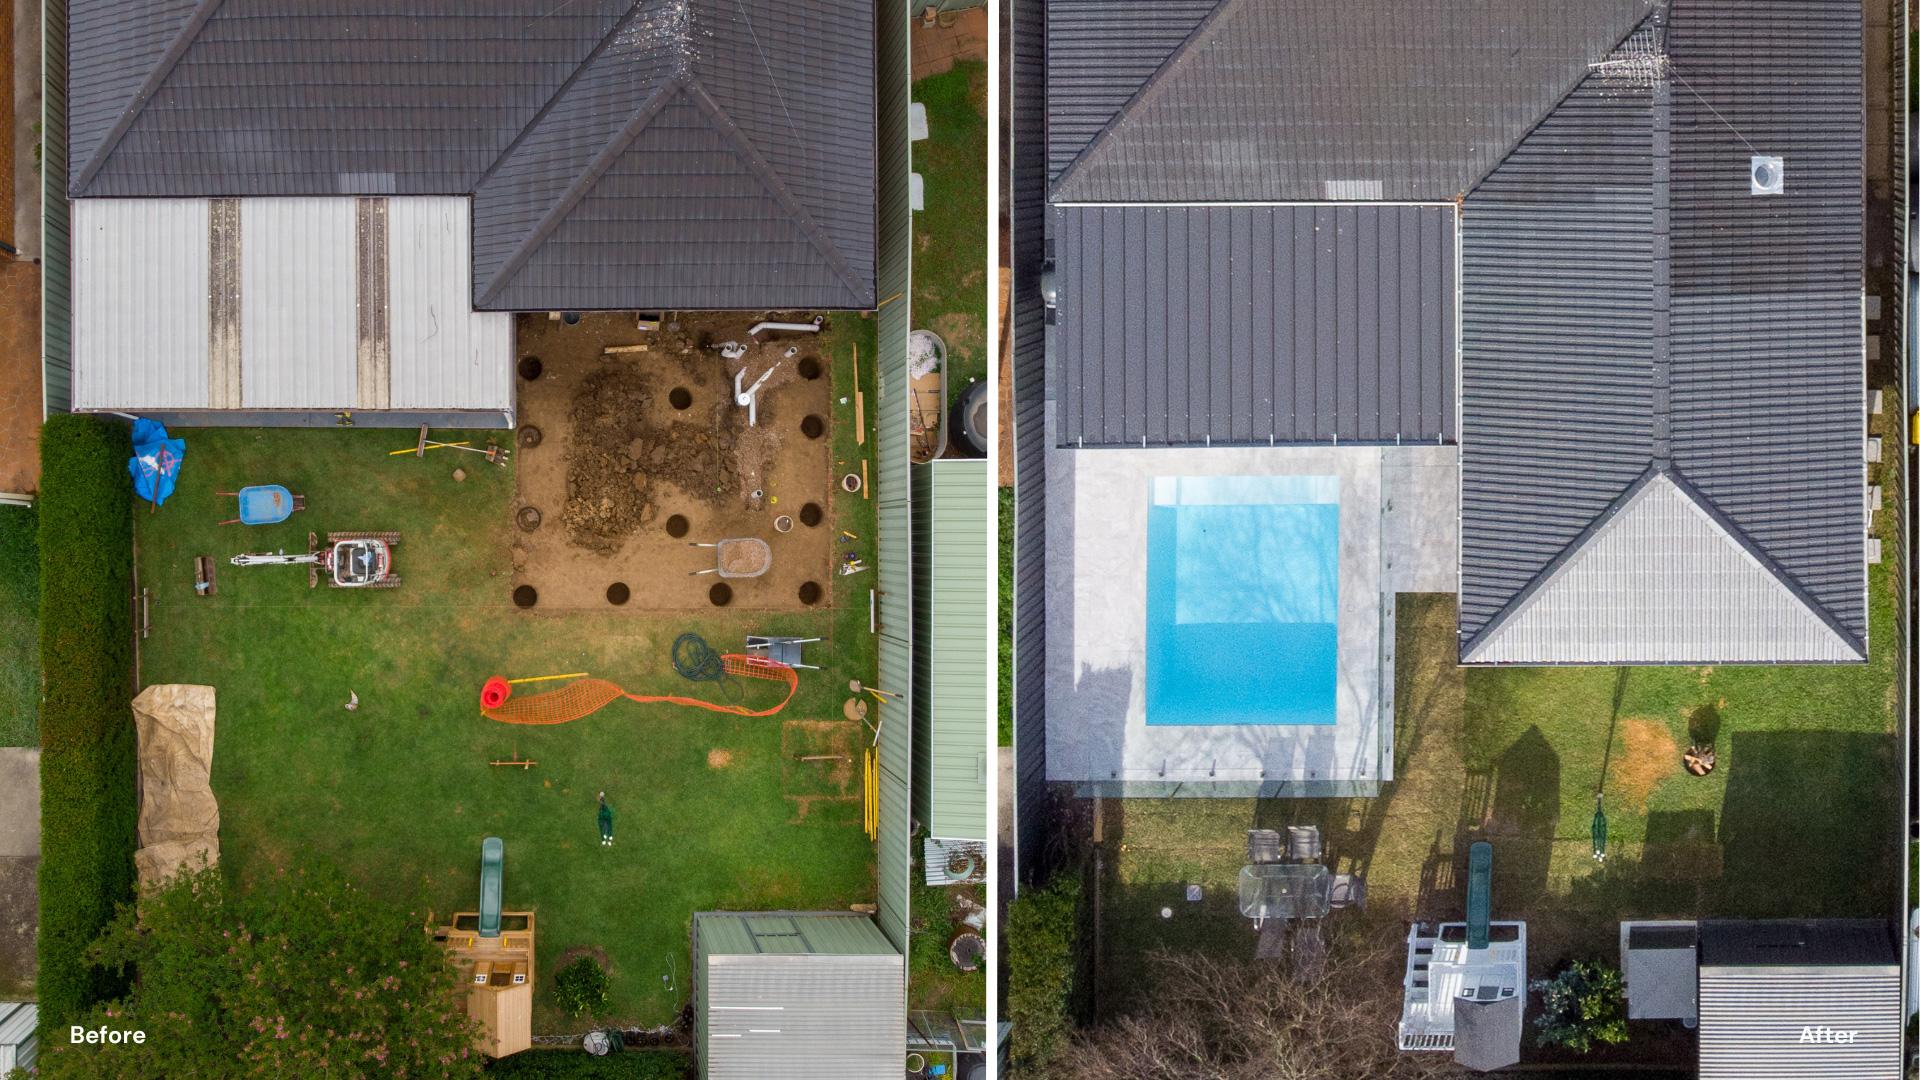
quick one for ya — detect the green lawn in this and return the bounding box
[1095,575,1902,1020]
[912,61,989,411]
[132,326,881,1031]
[0,504,38,746]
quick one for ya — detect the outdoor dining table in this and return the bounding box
[1238,863,1331,926]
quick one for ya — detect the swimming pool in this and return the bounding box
[1145,475,1339,726]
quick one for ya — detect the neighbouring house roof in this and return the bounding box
[1697,920,1900,1079]
[67,0,876,311]
[692,913,903,1080]
[1051,203,1455,446]
[1460,0,1865,663]
[1045,0,1654,202]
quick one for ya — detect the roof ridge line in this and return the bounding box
[474,75,687,307]
[71,0,230,194]
[1462,4,1665,200]
[473,0,660,192]
[680,78,867,304]
[1660,466,1866,657]
[1047,0,1238,200]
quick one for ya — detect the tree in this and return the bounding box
[37,863,483,1079]
[1530,958,1628,1053]
[1057,920,1454,1080]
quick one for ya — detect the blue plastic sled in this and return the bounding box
[218,485,304,526]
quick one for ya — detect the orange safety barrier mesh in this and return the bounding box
[482,657,798,725]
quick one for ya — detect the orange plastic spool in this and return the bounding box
[480,676,512,710]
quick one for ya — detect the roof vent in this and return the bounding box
[1749,156,1784,196]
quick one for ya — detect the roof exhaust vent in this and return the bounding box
[1749,156,1784,196]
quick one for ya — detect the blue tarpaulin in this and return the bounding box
[128,419,185,507]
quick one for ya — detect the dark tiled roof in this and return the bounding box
[1700,920,1897,970]
[1046,0,1653,203]
[68,0,875,310]
[1461,0,1865,660]
[1053,203,1455,446]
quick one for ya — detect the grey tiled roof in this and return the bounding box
[1053,203,1455,446]
[1461,0,1866,662]
[68,0,875,310]
[1046,0,1653,203]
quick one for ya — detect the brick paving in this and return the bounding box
[911,5,987,79]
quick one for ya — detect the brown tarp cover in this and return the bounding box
[132,684,219,887]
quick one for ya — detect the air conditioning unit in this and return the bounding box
[1750,156,1784,196]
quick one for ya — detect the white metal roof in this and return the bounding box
[706,952,904,1080]
[0,1002,36,1073]
[72,196,511,414]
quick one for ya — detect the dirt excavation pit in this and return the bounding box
[511,311,838,611]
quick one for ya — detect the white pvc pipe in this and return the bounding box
[747,320,821,338]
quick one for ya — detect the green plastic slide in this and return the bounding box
[1466,841,1492,950]
[479,836,504,939]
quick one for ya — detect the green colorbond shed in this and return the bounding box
[911,459,991,842]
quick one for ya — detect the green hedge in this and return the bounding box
[484,1048,693,1079]
[35,415,137,1035]
[1005,872,1083,1076]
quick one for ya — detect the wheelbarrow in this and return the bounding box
[217,485,305,526]
[688,537,772,578]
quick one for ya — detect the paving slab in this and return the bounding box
[0,747,37,858]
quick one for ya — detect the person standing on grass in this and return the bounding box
[598,791,614,847]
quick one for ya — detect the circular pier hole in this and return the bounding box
[708,583,733,607]
[665,514,690,539]
[798,582,822,606]
[517,356,543,381]
[517,424,543,448]
[606,582,630,606]
[669,387,693,410]
[515,506,543,532]
[797,356,822,381]
[800,415,825,440]
[512,585,538,608]
[799,503,823,528]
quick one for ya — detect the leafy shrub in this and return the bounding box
[35,416,137,1036]
[1531,958,1629,1052]
[485,1049,693,1079]
[554,956,613,1019]
[38,863,481,1078]
[1005,872,1082,1075]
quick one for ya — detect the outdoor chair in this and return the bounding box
[1329,873,1366,911]
[1286,825,1322,862]
[745,635,822,669]
[1247,828,1284,865]
[1291,922,1327,979]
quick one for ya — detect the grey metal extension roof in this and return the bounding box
[1052,203,1455,446]
[67,0,876,311]
[1697,920,1900,1080]
[1045,0,1654,202]
[1460,0,1865,663]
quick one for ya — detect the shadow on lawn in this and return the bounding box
[1414,725,1561,918]
[1717,729,1898,919]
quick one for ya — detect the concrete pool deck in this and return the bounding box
[1044,405,1458,796]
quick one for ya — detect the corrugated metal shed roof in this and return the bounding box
[0,1002,36,1073]
[69,0,876,312]
[1697,921,1899,1079]
[1045,0,1653,203]
[1460,0,1865,663]
[1052,203,1455,447]
[694,913,902,1080]
[72,196,512,414]
[911,460,990,843]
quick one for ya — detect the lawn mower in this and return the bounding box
[230,531,402,589]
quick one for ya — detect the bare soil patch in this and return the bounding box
[511,312,838,611]
[1615,717,1680,808]
[707,748,734,769]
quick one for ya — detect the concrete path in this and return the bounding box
[0,747,36,997]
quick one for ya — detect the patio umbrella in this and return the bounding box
[1590,793,1608,863]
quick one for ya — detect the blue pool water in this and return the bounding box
[1145,476,1339,726]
